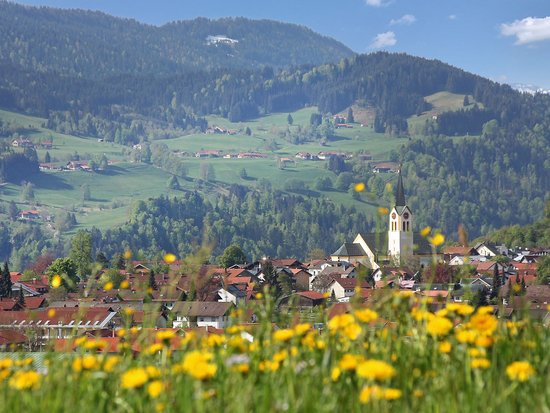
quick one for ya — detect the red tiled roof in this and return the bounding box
[0,329,28,345]
[296,291,325,300]
[0,300,20,311]
[22,297,46,310]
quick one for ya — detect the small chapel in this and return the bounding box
[330,170,431,269]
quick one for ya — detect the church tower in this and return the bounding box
[387,169,414,263]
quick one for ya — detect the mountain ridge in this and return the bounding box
[0,2,354,78]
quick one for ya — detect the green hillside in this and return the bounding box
[0,2,353,78]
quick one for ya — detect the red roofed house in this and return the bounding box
[279,291,326,307]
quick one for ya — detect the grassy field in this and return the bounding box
[407,91,481,137]
[1,100,455,234]
[0,294,547,412]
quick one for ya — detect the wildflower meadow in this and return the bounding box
[1,291,549,412]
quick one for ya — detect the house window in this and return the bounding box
[199,317,204,322]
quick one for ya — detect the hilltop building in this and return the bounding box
[331,170,431,268]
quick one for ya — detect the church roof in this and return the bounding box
[332,243,367,257]
[395,169,406,207]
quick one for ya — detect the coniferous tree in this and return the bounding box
[149,269,158,291]
[0,262,13,298]
[490,263,501,300]
[17,286,25,307]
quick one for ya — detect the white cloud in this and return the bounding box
[448,14,457,21]
[390,14,416,26]
[501,16,550,45]
[370,31,397,49]
[365,0,392,7]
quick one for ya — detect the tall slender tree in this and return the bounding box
[0,262,13,298]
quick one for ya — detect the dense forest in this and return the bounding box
[91,189,374,262]
[0,2,352,77]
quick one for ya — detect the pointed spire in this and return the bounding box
[395,167,406,207]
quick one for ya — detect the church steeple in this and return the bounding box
[395,168,406,207]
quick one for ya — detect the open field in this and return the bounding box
[0,105,415,232]
[407,91,482,137]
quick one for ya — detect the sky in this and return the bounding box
[14,0,550,89]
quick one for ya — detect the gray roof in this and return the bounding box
[332,243,367,257]
[172,301,233,317]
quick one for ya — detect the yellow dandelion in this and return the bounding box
[468,313,498,336]
[339,354,363,371]
[420,226,431,237]
[121,367,149,389]
[156,330,176,342]
[359,386,402,403]
[377,207,389,215]
[8,371,40,390]
[331,367,341,381]
[273,329,295,342]
[255,292,263,299]
[103,356,120,373]
[163,253,177,264]
[428,233,445,247]
[356,359,396,381]
[354,182,366,192]
[438,341,452,353]
[506,361,534,382]
[455,328,477,344]
[471,358,491,369]
[427,316,453,337]
[293,323,311,336]
[123,307,135,316]
[47,308,56,318]
[51,275,62,289]
[355,308,378,323]
[120,280,130,289]
[446,303,474,317]
[104,281,113,291]
[123,250,132,260]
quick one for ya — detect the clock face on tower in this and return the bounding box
[391,212,396,219]
[403,212,409,219]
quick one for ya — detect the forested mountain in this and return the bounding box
[0,2,548,266]
[0,2,353,78]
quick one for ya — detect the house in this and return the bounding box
[292,269,313,291]
[475,242,507,257]
[443,246,479,261]
[11,138,34,148]
[172,301,233,329]
[39,141,53,149]
[0,329,28,349]
[216,286,247,306]
[279,291,326,307]
[19,210,41,221]
[195,150,221,158]
[0,308,119,343]
[66,161,91,171]
[371,162,399,173]
[328,278,370,301]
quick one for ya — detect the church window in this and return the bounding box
[402,222,406,231]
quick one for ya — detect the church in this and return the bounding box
[331,170,431,269]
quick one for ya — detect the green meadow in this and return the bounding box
[0,100,454,232]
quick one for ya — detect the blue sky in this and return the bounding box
[15,0,550,88]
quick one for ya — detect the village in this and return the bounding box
[0,172,548,352]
